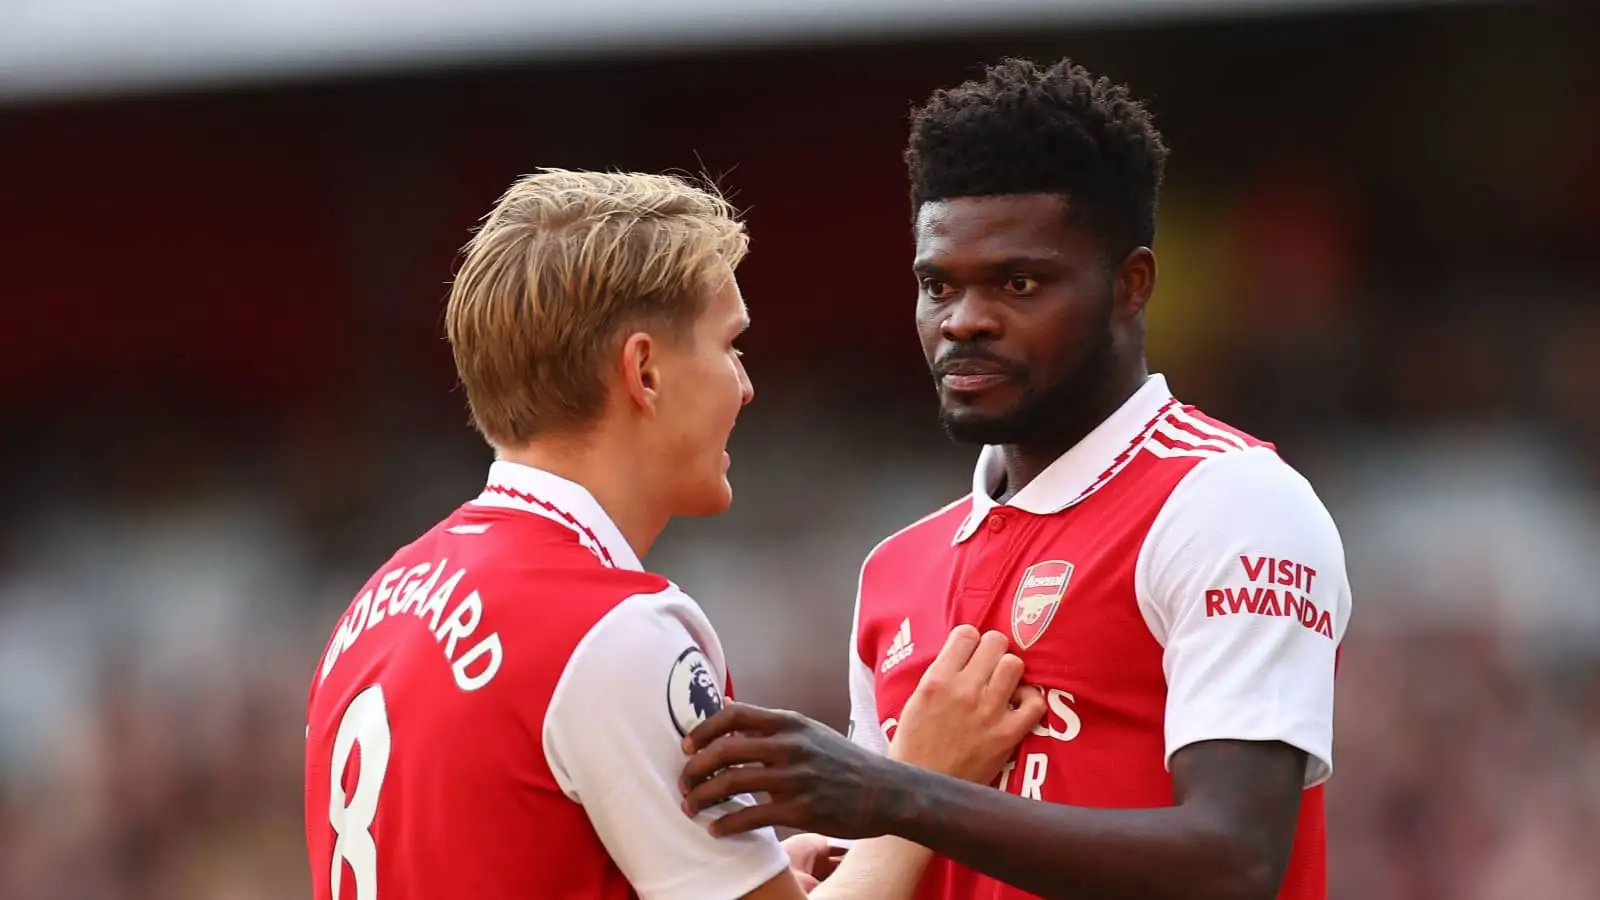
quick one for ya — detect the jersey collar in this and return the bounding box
[954,373,1178,544]
[471,460,644,571]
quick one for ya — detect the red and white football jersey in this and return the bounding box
[847,375,1351,900]
[305,462,787,900]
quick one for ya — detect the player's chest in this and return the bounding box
[861,505,1162,717]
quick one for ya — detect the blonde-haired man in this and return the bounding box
[303,170,1042,900]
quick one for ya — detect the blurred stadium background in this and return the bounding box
[1,0,1597,897]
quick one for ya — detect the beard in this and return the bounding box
[937,299,1119,449]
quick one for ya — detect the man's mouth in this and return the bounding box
[936,358,1014,393]
[942,373,1008,391]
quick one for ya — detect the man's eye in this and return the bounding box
[922,279,955,299]
[1005,276,1039,294]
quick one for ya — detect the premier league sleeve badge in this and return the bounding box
[667,646,725,737]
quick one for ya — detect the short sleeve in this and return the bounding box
[1134,447,1352,787]
[542,588,788,900]
[846,560,889,757]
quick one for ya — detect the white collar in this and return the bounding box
[955,374,1178,543]
[469,460,644,571]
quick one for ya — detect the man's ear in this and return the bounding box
[1114,246,1157,318]
[618,331,661,415]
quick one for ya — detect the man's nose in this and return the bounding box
[940,293,1002,343]
[736,356,755,406]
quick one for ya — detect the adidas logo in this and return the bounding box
[880,618,914,673]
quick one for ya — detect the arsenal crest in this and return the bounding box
[1011,560,1073,650]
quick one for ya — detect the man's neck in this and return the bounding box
[996,364,1148,502]
[498,432,667,561]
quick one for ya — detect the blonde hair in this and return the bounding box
[446,169,749,447]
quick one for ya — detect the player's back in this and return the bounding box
[304,496,666,900]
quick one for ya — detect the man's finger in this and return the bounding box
[961,630,1011,685]
[985,652,1026,703]
[680,733,790,794]
[781,832,832,873]
[816,847,847,879]
[706,796,804,838]
[682,762,796,816]
[922,624,981,680]
[682,701,790,753]
[1004,683,1047,735]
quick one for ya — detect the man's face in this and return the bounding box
[650,265,754,517]
[913,194,1120,448]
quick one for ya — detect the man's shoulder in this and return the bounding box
[316,509,672,672]
[1168,403,1274,451]
[1141,411,1342,567]
[1130,402,1303,497]
[1133,402,1279,476]
[1148,403,1320,507]
[473,558,677,647]
[401,504,671,606]
[861,494,974,573]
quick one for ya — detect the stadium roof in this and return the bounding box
[0,0,1504,105]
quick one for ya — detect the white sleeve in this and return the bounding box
[846,560,889,757]
[1135,447,1352,788]
[543,587,788,900]
[824,561,888,852]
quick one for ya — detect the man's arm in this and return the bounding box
[542,587,791,900]
[873,739,1304,900]
[685,709,1301,900]
[844,554,890,756]
[741,837,934,900]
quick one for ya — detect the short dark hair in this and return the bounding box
[906,57,1169,261]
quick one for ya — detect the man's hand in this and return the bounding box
[780,834,844,893]
[678,702,899,839]
[889,625,1045,783]
[679,625,1044,838]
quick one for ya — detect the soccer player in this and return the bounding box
[678,59,1353,900]
[302,169,1044,900]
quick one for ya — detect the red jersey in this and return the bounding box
[846,375,1351,900]
[305,462,787,900]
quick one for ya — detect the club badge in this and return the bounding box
[1011,560,1073,649]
